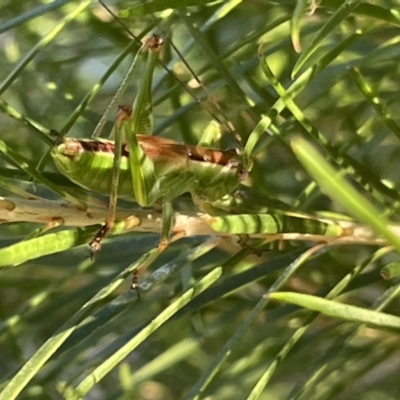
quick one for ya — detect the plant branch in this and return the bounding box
[0,196,396,247]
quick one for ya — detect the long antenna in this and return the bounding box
[98,0,242,146]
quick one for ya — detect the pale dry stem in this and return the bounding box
[0,196,395,246]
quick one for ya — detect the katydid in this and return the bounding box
[50,33,347,289]
[52,119,247,207]
[50,33,251,287]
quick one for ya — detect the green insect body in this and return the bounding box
[51,135,248,208]
[209,213,345,236]
[48,32,346,258]
[52,136,346,239]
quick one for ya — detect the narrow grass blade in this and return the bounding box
[0,97,52,146]
[66,268,222,400]
[0,227,99,267]
[246,246,393,400]
[186,245,326,400]
[0,139,86,209]
[348,66,400,142]
[292,0,360,77]
[291,137,400,252]
[267,292,400,331]
[0,0,70,34]
[291,0,308,53]
[0,0,93,94]
[0,247,161,400]
[121,0,218,16]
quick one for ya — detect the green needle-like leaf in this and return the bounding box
[268,292,400,331]
[291,137,400,252]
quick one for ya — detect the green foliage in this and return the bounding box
[0,1,400,399]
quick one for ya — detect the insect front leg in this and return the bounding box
[103,35,179,289]
[120,106,184,290]
[89,35,163,255]
[89,106,127,254]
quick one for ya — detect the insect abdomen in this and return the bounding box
[51,139,134,198]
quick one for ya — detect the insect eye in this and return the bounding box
[238,167,248,181]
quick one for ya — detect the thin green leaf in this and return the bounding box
[0,247,161,400]
[291,0,308,53]
[0,0,93,94]
[67,267,222,399]
[291,137,400,252]
[268,292,400,331]
[292,0,360,77]
[0,227,99,267]
[120,0,223,16]
[0,139,86,209]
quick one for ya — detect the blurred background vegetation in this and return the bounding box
[0,0,400,399]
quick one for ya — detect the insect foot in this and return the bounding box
[131,271,141,299]
[237,234,276,256]
[89,224,111,258]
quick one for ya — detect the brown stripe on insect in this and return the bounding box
[186,145,248,181]
[79,140,129,157]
